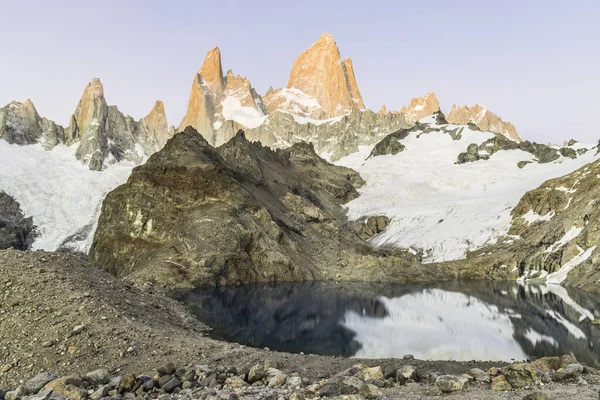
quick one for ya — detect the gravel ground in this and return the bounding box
[1,249,599,399]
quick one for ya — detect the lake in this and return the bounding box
[182,280,600,363]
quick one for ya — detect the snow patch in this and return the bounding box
[0,141,134,252]
[220,96,266,129]
[546,246,597,284]
[545,226,583,253]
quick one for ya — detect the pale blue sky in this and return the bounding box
[0,0,598,143]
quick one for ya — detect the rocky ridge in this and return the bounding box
[399,93,441,125]
[0,79,172,171]
[447,104,521,142]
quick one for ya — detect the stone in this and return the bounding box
[488,367,501,376]
[447,104,521,141]
[89,386,109,400]
[43,377,86,400]
[286,376,302,388]
[267,374,287,388]
[491,375,512,391]
[355,366,383,382]
[158,375,174,387]
[247,365,265,383]
[70,325,85,336]
[161,378,181,393]
[523,392,548,400]
[20,372,58,395]
[552,364,584,381]
[501,363,540,389]
[468,368,491,383]
[23,389,53,400]
[224,376,246,388]
[141,379,156,392]
[395,366,417,385]
[84,369,110,385]
[4,392,19,400]
[400,93,440,124]
[289,393,304,400]
[435,375,468,393]
[157,362,176,376]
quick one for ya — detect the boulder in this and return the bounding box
[434,375,468,393]
[491,375,512,391]
[501,363,539,389]
[20,372,57,395]
[355,366,383,382]
[552,364,584,382]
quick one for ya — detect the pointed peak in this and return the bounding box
[199,47,224,94]
[316,32,335,43]
[150,100,165,115]
[84,78,105,97]
[378,105,387,115]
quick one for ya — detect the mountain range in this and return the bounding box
[0,32,598,292]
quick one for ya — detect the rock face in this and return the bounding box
[66,78,171,170]
[0,100,65,149]
[1,79,171,171]
[178,47,264,144]
[447,104,521,141]
[215,109,409,161]
[282,33,364,118]
[0,192,35,250]
[399,92,440,124]
[89,128,466,289]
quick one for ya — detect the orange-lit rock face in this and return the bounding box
[399,92,440,124]
[447,104,521,141]
[179,47,264,138]
[140,100,171,152]
[284,33,364,117]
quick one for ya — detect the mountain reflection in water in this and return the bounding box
[182,280,600,363]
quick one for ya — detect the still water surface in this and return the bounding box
[183,280,600,363]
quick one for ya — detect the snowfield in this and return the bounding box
[335,117,598,262]
[0,141,134,252]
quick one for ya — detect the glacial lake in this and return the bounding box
[182,280,600,364]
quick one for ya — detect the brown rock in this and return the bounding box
[44,376,86,400]
[447,104,521,141]
[400,92,440,124]
[283,33,364,118]
[378,105,387,115]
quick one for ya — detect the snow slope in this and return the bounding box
[0,141,134,252]
[336,117,599,262]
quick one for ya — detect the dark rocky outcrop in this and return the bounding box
[0,192,35,250]
[90,128,484,290]
[456,134,581,165]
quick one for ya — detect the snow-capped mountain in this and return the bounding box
[1,31,597,282]
[335,113,598,262]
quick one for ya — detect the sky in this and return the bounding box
[0,0,598,144]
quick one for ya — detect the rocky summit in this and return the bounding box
[447,104,521,142]
[275,32,365,118]
[399,92,441,124]
[88,128,495,290]
[0,79,172,171]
